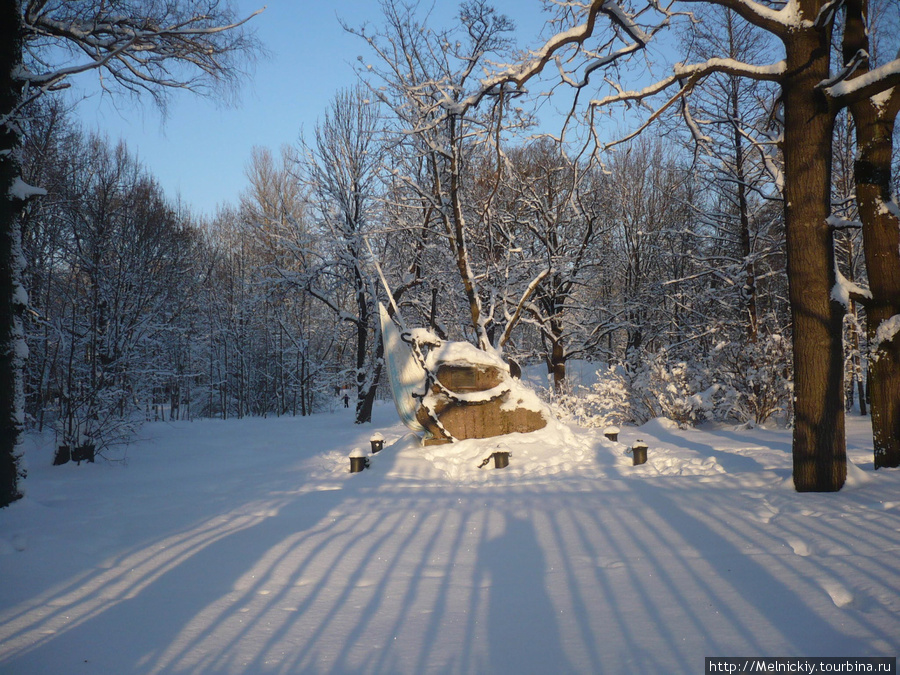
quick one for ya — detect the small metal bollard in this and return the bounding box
[632,440,648,466]
[54,445,71,466]
[349,449,369,473]
[72,444,95,464]
[370,433,384,454]
[492,451,510,469]
[604,426,620,442]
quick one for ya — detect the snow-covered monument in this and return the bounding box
[380,304,547,445]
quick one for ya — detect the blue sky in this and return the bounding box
[70,1,549,219]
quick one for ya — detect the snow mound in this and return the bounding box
[844,458,873,489]
[417,418,595,483]
[642,454,726,477]
[641,416,682,431]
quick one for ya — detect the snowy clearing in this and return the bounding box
[1,404,899,674]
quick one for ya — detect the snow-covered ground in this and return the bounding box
[1,404,898,674]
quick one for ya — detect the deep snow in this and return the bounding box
[1,403,899,674]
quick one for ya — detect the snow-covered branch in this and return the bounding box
[499,268,552,348]
[816,49,868,91]
[16,2,263,113]
[454,0,677,116]
[824,58,900,106]
[590,57,786,110]
[832,258,872,309]
[678,0,796,35]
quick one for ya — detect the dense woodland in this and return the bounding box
[3,0,900,501]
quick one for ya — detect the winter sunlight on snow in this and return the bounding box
[2,404,898,674]
[4,1,900,672]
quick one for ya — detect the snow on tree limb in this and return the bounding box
[824,58,900,106]
[580,57,785,150]
[817,49,869,91]
[871,315,900,355]
[678,0,796,34]
[14,2,263,115]
[451,0,676,115]
[832,257,873,309]
[591,57,786,110]
[499,267,552,348]
[8,177,47,201]
[826,214,862,230]
[813,0,846,29]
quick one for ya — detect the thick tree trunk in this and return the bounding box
[854,133,900,468]
[844,0,900,469]
[782,12,846,491]
[0,1,25,507]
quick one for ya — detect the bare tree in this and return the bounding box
[0,0,260,506]
[465,0,900,490]
[501,139,612,388]
[679,5,778,342]
[240,146,316,417]
[298,87,386,424]
[350,0,546,352]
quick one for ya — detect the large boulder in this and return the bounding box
[416,343,547,445]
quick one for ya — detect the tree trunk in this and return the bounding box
[549,321,567,391]
[357,331,384,425]
[353,262,373,424]
[782,13,846,491]
[0,1,25,507]
[446,115,490,351]
[734,113,758,342]
[848,301,866,416]
[727,24,758,343]
[844,0,900,469]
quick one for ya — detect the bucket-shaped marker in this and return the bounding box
[632,440,648,466]
[493,451,510,469]
[349,448,369,473]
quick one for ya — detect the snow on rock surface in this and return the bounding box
[1,405,898,675]
[500,376,548,415]
[425,340,508,370]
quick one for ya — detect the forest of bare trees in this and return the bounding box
[3,0,899,504]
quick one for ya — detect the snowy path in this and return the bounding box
[1,406,898,674]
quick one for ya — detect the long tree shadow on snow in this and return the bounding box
[633,423,772,474]
[479,512,578,675]
[3,432,899,674]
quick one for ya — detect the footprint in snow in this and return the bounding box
[753,500,779,524]
[818,578,855,608]
[597,557,625,569]
[785,537,811,557]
